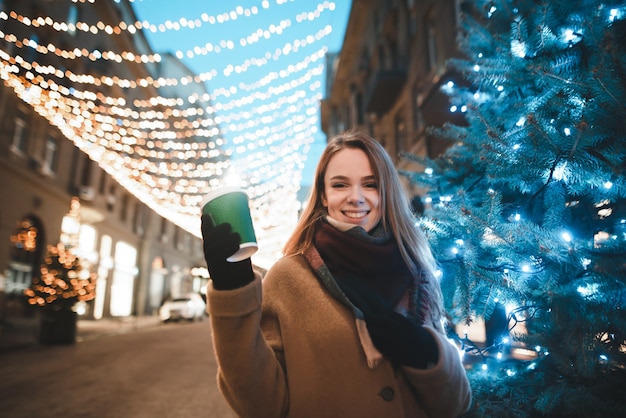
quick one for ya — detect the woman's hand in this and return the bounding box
[201,214,254,290]
[337,276,438,369]
[365,309,439,369]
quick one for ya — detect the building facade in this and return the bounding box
[0,0,211,322]
[321,0,468,196]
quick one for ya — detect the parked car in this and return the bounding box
[159,293,206,322]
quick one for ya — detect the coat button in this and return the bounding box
[379,386,395,401]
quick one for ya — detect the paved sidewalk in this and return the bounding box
[0,315,161,352]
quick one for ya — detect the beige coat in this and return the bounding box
[207,254,471,418]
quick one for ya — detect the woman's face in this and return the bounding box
[322,148,381,232]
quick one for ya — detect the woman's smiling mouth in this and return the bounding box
[343,211,369,219]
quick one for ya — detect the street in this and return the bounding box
[0,320,236,418]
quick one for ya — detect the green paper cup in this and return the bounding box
[202,187,258,262]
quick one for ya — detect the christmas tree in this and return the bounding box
[403,1,626,416]
[25,243,96,311]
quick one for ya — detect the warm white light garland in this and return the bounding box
[0,1,333,63]
[1,1,341,267]
[1,44,326,115]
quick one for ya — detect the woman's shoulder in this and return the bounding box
[260,255,318,305]
[266,254,309,278]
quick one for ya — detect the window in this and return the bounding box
[110,241,137,317]
[133,202,147,236]
[355,92,364,126]
[413,83,424,132]
[174,226,182,250]
[107,185,117,212]
[80,157,93,187]
[377,43,386,70]
[409,4,418,37]
[388,39,399,70]
[7,216,43,295]
[98,168,107,194]
[160,217,169,243]
[358,47,371,76]
[11,107,29,154]
[120,194,129,222]
[78,224,97,264]
[42,135,58,175]
[94,234,113,319]
[149,257,166,311]
[427,27,437,70]
[10,217,39,266]
[424,9,438,72]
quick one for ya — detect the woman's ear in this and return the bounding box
[321,193,327,207]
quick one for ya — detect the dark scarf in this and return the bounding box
[313,219,413,309]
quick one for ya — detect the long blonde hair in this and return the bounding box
[284,130,444,324]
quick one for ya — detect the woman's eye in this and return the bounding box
[365,182,378,189]
[331,183,347,189]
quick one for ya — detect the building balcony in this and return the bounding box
[363,69,407,115]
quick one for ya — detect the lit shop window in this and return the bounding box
[109,241,138,317]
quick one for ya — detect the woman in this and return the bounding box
[202,130,471,417]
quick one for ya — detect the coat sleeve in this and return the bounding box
[207,274,289,418]
[401,326,472,417]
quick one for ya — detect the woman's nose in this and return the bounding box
[348,187,365,204]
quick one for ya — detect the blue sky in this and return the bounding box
[131,0,352,186]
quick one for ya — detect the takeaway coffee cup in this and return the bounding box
[201,187,258,262]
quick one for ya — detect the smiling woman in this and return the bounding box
[200,129,471,417]
[321,147,381,232]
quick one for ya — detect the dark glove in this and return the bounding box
[366,309,439,369]
[201,214,254,290]
[337,276,438,369]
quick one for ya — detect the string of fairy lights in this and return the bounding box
[0,0,341,267]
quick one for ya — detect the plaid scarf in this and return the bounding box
[314,219,413,309]
[302,218,429,368]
